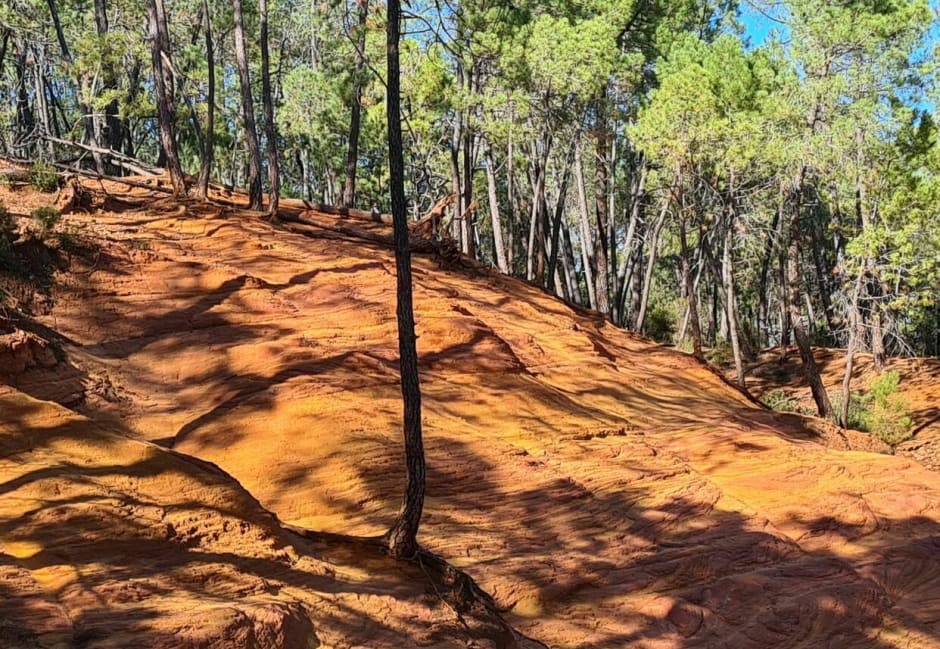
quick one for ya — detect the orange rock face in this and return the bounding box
[4,184,940,648]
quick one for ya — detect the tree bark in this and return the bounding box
[723,217,746,387]
[839,272,864,427]
[546,140,575,291]
[574,143,597,310]
[259,0,280,214]
[384,0,425,560]
[593,92,610,316]
[232,0,263,210]
[342,0,368,208]
[678,213,703,359]
[197,0,215,199]
[635,199,668,334]
[147,0,185,195]
[788,212,833,419]
[484,144,509,274]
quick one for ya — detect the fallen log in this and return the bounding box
[42,136,160,176]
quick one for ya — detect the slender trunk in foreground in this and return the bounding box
[384,0,425,560]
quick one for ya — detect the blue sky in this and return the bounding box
[737,0,939,112]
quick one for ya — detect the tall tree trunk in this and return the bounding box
[574,144,597,310]
[546,140,575,290]
[840,272,864,428]
[614,162,646,325]
[147,0,185,195]
[679,213,703,359]
[342,0,368,208]
[788,212,833,419]
[259,0,279,215]
[197,0,215,199]
[778,247,791,347]
[635,199,668,334]
[384,0,425,560]
[232,0,263,210]
[461,118,475,259]
[560,222,580,303]
[593,92,610,317]
[723,217,745,387]
[484,144,509,273]
[757,202,781,349]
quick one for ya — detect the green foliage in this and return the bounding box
[30,164,60,193]
[761,390,808,414]
[833,371,914,445]
[705,341,734,366]
[859,371,914,444]
[30,207,62,240]
[644,302,677,344]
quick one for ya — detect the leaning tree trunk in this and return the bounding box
[574,144,597,310]
[384,0,425,560]
[147,0,184,195]
[259,0,279,215]
[679,213,703,359]
[484,143,509,274]
[196,0,215,199]
[788,216,834,419]
[342,0,367,209]
[232,0,263,210]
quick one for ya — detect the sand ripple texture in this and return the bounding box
[3,181,940,648]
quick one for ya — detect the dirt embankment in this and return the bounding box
[742,347,940,468]
[4,179,940,648]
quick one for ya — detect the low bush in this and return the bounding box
[30,163,60,193]
[831,370,913,445]
[30,206,61,240]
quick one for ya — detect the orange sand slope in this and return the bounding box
[0,389,519,648]
[4,182,940,648]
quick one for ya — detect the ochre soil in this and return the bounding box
[741,347,940,469]
[3,178,940,648]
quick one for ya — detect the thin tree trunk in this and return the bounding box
[147,0,184,195]
[385,0,425,560]
[259,0,279,214]
[593,92,610,317]
[232,0,263,210]
[679,213,703,359]
[484,144,509,273]
[635,199,668,334]
[615,158,647,323]
[197,0,215,199]
[546,140,575,289]
[342,0,368,208]
[574,144,597,310]
[840,272,864,427]
[724,217,745,387]
[788,211,833,419]
[560,222,579,303]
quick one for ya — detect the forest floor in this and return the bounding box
[3,176,940,648]
[738,347,940,470]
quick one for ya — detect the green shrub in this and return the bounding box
[30,206,61,240]
[644,303,677,344]
[705,341,734,366]
[30,163,60,193]
[831,370,913,444]
[761,389,803,413]
[860,370,913,444]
